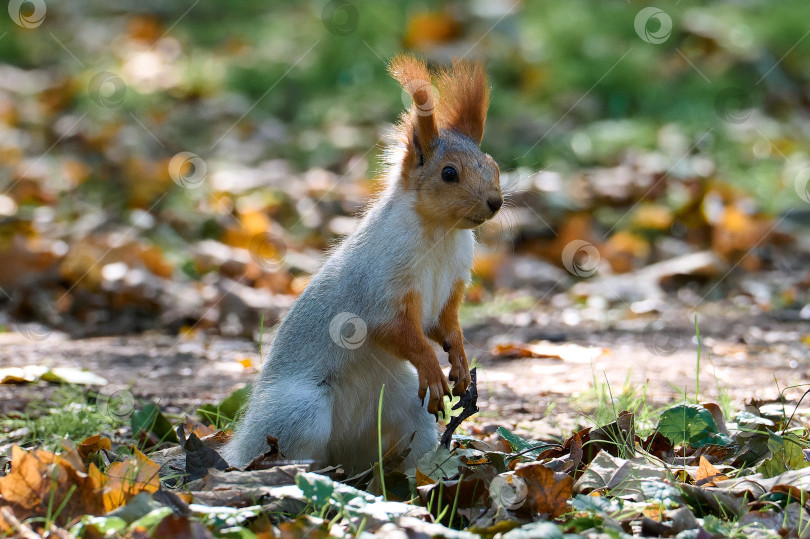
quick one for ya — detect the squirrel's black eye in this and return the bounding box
[441,166,458,183]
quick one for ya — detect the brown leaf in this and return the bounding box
[641,430,673,460]
[0,446,52,513]
[415,468,436,487]
[77,435,112,463]
[514,462,573,518]
[150,514,214,539]
[695,456,728,487]
[700,403,729,435]
[244,435,280,471]
[418,466,497,513]
[567,431,584,473]
[587,411,637,461]
[182,418,216,440]
[0,445,106,524]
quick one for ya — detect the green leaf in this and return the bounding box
[657,404,723,447]
[107,492,162,523]
[639,481,683,506]
[69,515,127,537]
[496,427,550,459]
[295,473,336,507]
[413,445,461,481]
[131,403,179,444]
[218,527,258,539]
[735,410,775,427]
[758,432,810,478]
[198,386,250,429]
[128,507,174,530]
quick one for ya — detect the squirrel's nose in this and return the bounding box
[487,197,503,215]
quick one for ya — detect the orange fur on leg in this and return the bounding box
[371,290,451,416]
[428,279,471,396]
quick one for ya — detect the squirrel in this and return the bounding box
[222,55,502,471]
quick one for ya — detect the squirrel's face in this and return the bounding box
[389,55,499,229]
[410,129,502,230]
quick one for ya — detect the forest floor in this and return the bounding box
[3,287,807,443]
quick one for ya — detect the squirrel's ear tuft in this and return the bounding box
[436,59,490,145]
[389,55,439,163]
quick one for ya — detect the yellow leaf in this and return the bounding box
[103,449,160,511]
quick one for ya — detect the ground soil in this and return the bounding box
[2,293,807,443]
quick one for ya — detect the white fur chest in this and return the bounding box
[347,190,475,330]
[412,228,474,328]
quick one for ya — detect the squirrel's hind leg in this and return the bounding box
[380,369,439,468]
[222,382,333,468]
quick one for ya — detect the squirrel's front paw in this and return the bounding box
[418,362,451,417]
[448,350,471,397]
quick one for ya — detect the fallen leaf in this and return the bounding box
[514,462,573,518]
[0,445,106,524]
[574,450,669,500]
[41,367,108,386]
[237,358,253,368]
[103,449,161,512]
[77,435,112,464]
[182,417,216,439]
[418,465,497,515]
[695,456,728,486]
[415,467,436,487]
[492,341,607,363]
[588,411,636,460]
[0,366,48,384]
[657,404,728,448]
[177,425,228,482]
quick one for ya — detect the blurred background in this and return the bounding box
[1,0,809,340]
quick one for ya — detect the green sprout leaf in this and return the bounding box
[657,404,729,448]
